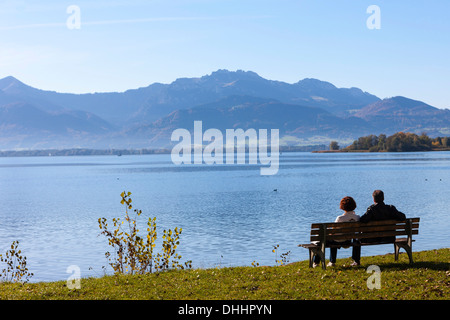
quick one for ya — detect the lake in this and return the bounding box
[0,151,449,283]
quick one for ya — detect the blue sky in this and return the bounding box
[0,0,449,109]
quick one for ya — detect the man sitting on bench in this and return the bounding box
[360,190,406,243]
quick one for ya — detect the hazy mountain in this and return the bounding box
[122,96,375,148]
[0,76,67,113]
[0,101,115,149]
[354,96,450,136]
[126,70,380,124]
[0,70,380,127]
[0,70,448,150]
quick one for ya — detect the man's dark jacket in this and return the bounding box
[359,202,406,243]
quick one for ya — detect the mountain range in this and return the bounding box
[1,69,449,150]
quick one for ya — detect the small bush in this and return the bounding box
[98,191,191,275]
[0,240,34,283]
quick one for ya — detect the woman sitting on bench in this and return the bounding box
[313,196,361,267]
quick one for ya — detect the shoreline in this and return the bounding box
[3,147,450,158]
[0,145,327,158]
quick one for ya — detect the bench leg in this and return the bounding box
[394,242,414,264]
[318,250,326,270]
[405,245,413,264]
[308,248,326,269]
[308,249,314,268]
[394,243,400,261]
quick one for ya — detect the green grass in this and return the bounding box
[0,249,448,300]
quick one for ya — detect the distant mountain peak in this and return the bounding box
[296,78,337,90]
[210,69,260,76]
[376,96,435,109]
[0,76,29,93]
[386,96,429,105]
[201,69,264,82]
[0,75,20,86]
[354,95,442,120]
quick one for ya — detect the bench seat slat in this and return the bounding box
[310,229,418,242]
[310,223,419,235]
[310,218,419,230]
[324,224,417,234]
[326,230,419,241]
[325,225,404,234]
[299,238,415,249]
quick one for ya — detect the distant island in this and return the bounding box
[319,132,450,153]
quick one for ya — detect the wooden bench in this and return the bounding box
[299,218,420,269]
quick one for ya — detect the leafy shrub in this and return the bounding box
[98,191,191,275]
[0,240,34,283]
[272,244,291,266]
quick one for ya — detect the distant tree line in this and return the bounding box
[0,148,171,157]
[0,144,329,158]
[343,132,450,152]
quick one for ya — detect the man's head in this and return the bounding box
[372,190,384,203]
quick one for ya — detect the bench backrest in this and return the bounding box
[310,218,420,243]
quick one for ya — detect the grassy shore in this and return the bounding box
[0,249,448,300]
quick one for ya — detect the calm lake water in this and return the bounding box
[0,151,449,283]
